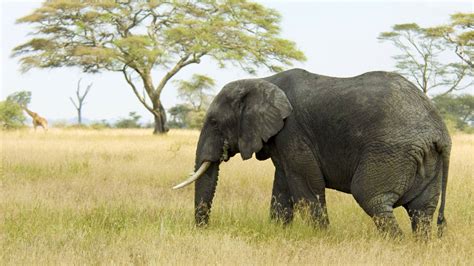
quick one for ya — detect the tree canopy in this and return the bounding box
[13,0,306,134]
[168,74,215,129]
[425,13,473,68]
[379,21,472,95]
[6,91,31,107]
[175,74,215,111]
[168,104,192,128]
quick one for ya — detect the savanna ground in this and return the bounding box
[1,129,473,265]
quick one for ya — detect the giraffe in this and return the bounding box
[23,107,48,131]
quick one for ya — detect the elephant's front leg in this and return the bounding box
[286,157,329,228]
[270,168,294,225]
[290,174,329,229]
[273,133,329,229]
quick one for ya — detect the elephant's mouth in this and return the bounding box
[219,140,231,162]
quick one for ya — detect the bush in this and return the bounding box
[168,104,192,129]
[167,104,207,129]
[115,112,141,128]
[90,120,112,130]
[0,100,26,129]
[186,110,207,129]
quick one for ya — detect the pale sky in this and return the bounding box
[1,1,472,123]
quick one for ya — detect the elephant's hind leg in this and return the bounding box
[369,194,404,238]
[353,190,404,238]
[404,148,443,240]
[351,149,415,238]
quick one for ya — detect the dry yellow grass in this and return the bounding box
[1,128,473,265]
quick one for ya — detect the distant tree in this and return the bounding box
[432,93,474,131]
[12,0,306,134]
[1,91,31,129]
[379,23,472,95]
[115,112,141,128]
[0,100,26,129]
[6,91,31,107]
[175,74,215,111]
[168,104,192,128]
[170,74,215,129]
[70,78,92,125]
[426,13,473,68]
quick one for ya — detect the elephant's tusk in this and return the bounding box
[172,161,211,190]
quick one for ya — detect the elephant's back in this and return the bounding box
[266,69,447,142]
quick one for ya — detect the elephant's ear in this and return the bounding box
[237,79,292,160]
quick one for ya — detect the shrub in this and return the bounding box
[0,100,26,129]
[115,112,141,128]
[90,120,112,130]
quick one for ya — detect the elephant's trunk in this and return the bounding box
[194,161,220,226]
[184,122,224,226]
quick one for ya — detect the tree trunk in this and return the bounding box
[152,100,168,134]
[78,108,82,125]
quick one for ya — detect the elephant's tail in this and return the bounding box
[436,143,450,238]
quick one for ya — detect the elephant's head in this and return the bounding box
[173,78,292,226]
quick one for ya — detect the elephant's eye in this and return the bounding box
[209,118,218,127]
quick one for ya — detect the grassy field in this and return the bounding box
[1,128,473,265]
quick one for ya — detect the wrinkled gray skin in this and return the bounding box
[193,68,451,238]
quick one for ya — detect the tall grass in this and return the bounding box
[1,129,473,264]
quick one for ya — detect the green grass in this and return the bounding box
[1,129,473,264]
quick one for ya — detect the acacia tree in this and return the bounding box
[6,91,32,107]
[70,78,92,125]
[12,0,305,134]
[378,23,472,95]
[426,13,473,67]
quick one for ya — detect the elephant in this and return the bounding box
[173,68,451,239]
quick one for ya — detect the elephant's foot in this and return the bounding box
[373,212,403,239]
[406,209,434,241]
[291,199,329,230]
[195,202,211,227]
[404,181,440,240]
[309,202,329,230]
[270,168,294,225]
[270,202,294,225]
[309,216,329,230]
